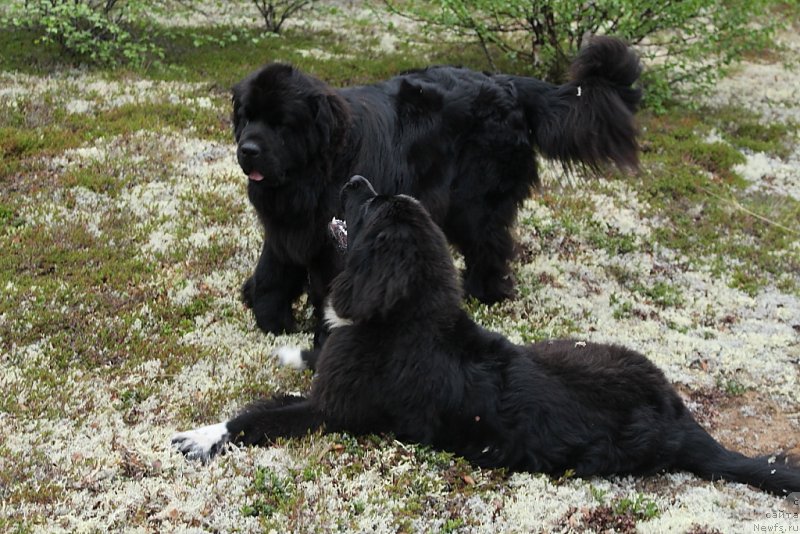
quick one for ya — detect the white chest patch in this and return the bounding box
[324,300,353,329]
[171,422,230,462]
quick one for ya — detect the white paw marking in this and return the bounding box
[275,346,306,370]
[324,300,352,329]
[171,422,229,462]
[574,341,587,348]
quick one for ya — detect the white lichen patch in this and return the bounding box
[703,61,800,124]
[0,71,216,116]
[169,279,200,307]
[499,473,594,529]
[296,47,346,61]
[639,476,781,533]
[508,210,800,400]
[146,0,264,28]
[588,180,653,238]
[63,131,254,262]
[734,146,800,201]
[701,32,800,125]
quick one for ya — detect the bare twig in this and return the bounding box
[250,0,313,33]
[699,187,799,236]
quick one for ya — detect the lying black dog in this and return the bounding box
[233,36,642,341]
[173,176,800,496]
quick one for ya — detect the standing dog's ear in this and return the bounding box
[231,89,243,141]
[330,224,417,322]
[312,94,349,145]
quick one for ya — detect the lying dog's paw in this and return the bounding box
[171,422,230,462]
[274,346,306,370]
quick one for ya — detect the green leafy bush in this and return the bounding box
[386,0,780,111]
[7,0,162,67]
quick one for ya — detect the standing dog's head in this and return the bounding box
[231,63,349,188]
[328,176,461,322]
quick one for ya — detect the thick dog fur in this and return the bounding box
[233,36,642,340]
[173,176,800,497]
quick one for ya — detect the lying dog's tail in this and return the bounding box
[509,36,642,171]
[678,419,800,496]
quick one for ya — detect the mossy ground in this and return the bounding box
[1,3,798,532]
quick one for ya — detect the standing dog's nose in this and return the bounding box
[239,141,260,157]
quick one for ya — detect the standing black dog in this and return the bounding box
[173,176,800,496]
[233,36,642,340]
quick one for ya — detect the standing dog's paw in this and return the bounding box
[274,346,306,370]
[171,422,230,463]
[241,276,255,309]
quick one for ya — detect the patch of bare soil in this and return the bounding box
[679,386,800,460]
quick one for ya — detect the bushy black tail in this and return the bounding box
[509,36,642,171]
[678,419,800,496]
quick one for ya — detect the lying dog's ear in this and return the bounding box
[330,224,417,322]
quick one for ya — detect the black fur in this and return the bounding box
[179,176,800,497]
[233,36,642,339]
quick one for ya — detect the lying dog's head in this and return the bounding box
[231,63,349,188]
[329,176,461,322]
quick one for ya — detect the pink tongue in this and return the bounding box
[249,171,264,182]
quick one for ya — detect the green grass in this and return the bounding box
[633,108,800,296]
[709,107,797,158]
[0,26,61,72]
[612,493,660,520]
[716,374,749,397]
[585,222,639,256]
[632,281,683,308]
[610,293,635,320]
[243,433,510,532]
[0,188,223,419]
[90,101,230,142]
[0,445,63,509]
[188,190,248,226]
[582,488,659,531]
[15,16,795,306]
[242,467,297,520]
[0,21,499,88]
[1,101,230,188]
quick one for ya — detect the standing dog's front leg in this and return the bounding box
[242,240,306,335]
[171,395,322,462]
